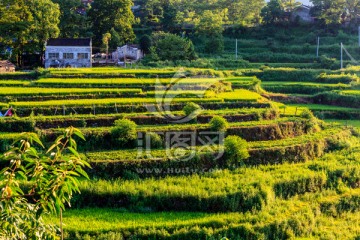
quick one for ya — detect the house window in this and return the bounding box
[48,53,59,59]
[78,53,89,59]
[63,53,74,59]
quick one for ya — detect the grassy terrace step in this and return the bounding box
[43,68,230,78]
[319,189,360,216]
[72,134,354,213]
[6,89,262,108]
[0,72,38,80]
[313,91,360,109]
[0,80,31,86]
[46,198,360,239]
[0,107,270,130]
[9,102,272,117]
[0,87,143,102]
[34,78,223,88]
[261,82,352,95]
[286,104,360,120]
[27,118,306,153]
[75,117,295,132]
[287,104,360,112]
[30,108,275,129]
[325,119,360,128]
[0,87,140,96]
[86,127,351,178]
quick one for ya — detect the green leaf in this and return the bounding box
[67,147,80,158]
[72,128,86,141]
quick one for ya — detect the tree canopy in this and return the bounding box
[0,0,60,65]
[88,0,136,50]
[52,0,91,38]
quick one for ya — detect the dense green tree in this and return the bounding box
[280,0,302,12]
[261,0,285,24]
[52,0,92,38]
[0,0,33,65]
[226,0,265,25]
[88,0,135,50]
[345,0,360,24]
[135,0,265,28]
[151,32,197,61]
[28,0,60,58]
[195,10,224,54]
[139,35,152,54]
[311,0,346,25]
[195,10,223,36]
[0,0,60,66]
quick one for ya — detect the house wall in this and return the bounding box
[291,8,314,23]
[0,66,15,73]
[45,46,92,68]
[113,46,143,61]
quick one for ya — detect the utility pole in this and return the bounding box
[358,26,360,47]
[341,43,343,69]
[316,37,320,58]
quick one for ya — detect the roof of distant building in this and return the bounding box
[46,38,92,47]
[0,60,15,68]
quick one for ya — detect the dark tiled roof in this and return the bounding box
[0,60,15,68]
[47,38,91,47]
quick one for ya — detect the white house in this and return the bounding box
[112,44,144,63]
[291,5,314,23]
[44,38,92,68]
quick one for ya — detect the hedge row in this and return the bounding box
[241,52,316,63]
[313,92,360,109]
[0,92,142,103]
[243,68,325,82]
[39,120,307,151]
[0,119,35,132]
[44,68,227,79]
[33,113,271,129]
[10,102,271,117]
[0,72,38,80]
[263,83,350,95]
[242,68,360,85]
[313,110,360,120]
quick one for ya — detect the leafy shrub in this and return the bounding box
[209,116,229,131]
[224,135,249,167]
[318,55,337,69]
[300,109,315,120]
[183,102,202,119]
[317,73,359,84]
[300,110,321,133]
[111,119,137,147]
[146,132,163,149]
[327,138,352,151]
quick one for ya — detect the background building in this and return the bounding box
[44,38,92,68]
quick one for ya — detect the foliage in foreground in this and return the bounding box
[0,127,89,239]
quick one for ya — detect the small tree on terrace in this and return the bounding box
[150,32,197,61]
[102,32,112,63]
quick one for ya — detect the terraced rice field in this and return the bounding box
[1,67,360,239]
